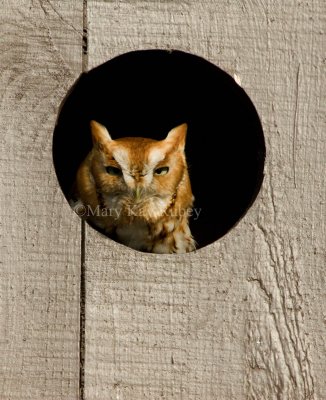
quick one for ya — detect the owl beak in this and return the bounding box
[134,186,142,202]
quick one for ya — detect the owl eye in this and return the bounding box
[154,166,169,176]
[106,166,122,176]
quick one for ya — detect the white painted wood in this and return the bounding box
[0,1,83,399]
[84,1,325,399]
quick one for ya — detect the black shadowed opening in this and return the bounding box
[53,50,265,249]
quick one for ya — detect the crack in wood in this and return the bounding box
[247,225,315,399]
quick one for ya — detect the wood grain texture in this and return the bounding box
[2,0,323,399]
[84,1,325,399]
[0,1,83,399]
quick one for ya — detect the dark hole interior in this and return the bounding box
[53,50,265,249]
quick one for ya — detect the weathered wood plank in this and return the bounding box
[0,1,83,399]
[84,1,325,399]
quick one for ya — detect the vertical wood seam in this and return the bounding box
[80,1,88,399]
[80,221,86,400]
[82,0,89,70]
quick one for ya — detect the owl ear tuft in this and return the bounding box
[90,120,112,150]
[165,123,187,151]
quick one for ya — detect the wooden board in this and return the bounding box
[0,1,83,399]
[1,0,325,399]
[83,1,326,399]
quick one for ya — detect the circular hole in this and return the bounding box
[53,50,265,253]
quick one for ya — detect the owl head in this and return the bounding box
[89,120,191,222]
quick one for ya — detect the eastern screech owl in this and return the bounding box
[72,120,195,253]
